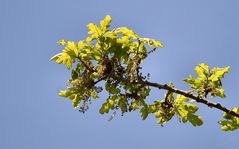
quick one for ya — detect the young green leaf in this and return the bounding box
[87,23,102,39]
[209,66,230,82]
[218,108,239,131]
[175,95,203,126]
[100,15,112,31]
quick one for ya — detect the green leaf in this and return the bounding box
[131,101,139,110]
[111,88,121,94]
[140,38,163,48]
[105,82,111,91]
[105,82,121,94]
[99,96,119,114]
[183,75,196,86]
[71,69,78,80]
[90,91,99,99]
[148,105,157,113]
[218,120,235,131]
[108,98,115,109]
[91,72,101,78]
[66,41,78,57]
[214,88,226,98]
[50,41,79,69]
[184,64,229,98]
[117,36,130,45]
[155,110,174,125]
[141,88,151,97]
[186,104,199,113]
[218,108,239,131]
[140,105,149,120]
[92,52,102,61]
[99,103,109,114]
[72,94,81,108]
[209,66,230,82]
[188,114,203,126]
[57,40,67,45]
[100,15,112,31]
[114,27,139,38]
[118,96,128,112]
[58,90,69,97]
[87,23,102,39]
[104,31,117,40]
[184,64,208,94]
[175,94,188,102]
[194,63,209,79]
[175,95,202,126]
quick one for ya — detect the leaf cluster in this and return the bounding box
[51,15,239,131]
[142,83,202,127]
[51,15,163,114]
[218,108,239,131]
[184,63,230,98]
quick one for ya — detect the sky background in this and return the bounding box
[0,0,238,149]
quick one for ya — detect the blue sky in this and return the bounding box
[0,0,238,149]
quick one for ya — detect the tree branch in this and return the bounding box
[142,81,239,118]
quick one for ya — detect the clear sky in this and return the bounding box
[0,0,238,149]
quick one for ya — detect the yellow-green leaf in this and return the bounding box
[91,91,99,99]
[194,63,209,79]
[87,23,102,39]
[58,90,68,97]
[57,40,67,45]
[100,15,112,31]
[209,66,230,82]
[66,41,78,57]
[72,94,80,108]
[115,27,139,38]
[218,108,239,131]
[99,103,110,114]
[50,52,74,69]
[188,114,203,126]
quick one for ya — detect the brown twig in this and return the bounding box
[143,81,239,118]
